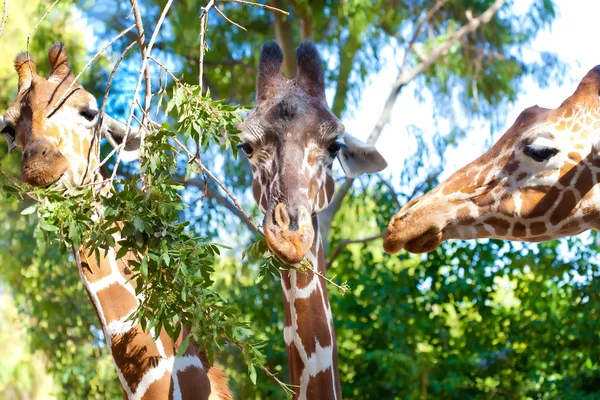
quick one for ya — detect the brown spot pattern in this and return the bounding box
[96,283,138,323]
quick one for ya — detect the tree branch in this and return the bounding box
[320,0,506,250]
[325,233,384,269]
[174,176,258,234]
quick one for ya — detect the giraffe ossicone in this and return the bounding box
[2,41,231,399]
[240,40,387,399]
[384,65,600,254]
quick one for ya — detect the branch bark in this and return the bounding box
[320,0,506,251]
[331,34,361,117]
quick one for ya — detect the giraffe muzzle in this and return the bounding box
[264,203,314,264]
[21,139,69,187]
[383,198,445,254]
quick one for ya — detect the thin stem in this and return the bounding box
[26,0,61,76]
[47,24,136,119]
[0,0,8,40]
[217,0,289,14]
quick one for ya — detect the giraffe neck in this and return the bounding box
[280,216,341,400]
[74,227,230,400]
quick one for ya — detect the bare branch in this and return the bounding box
[376,174,401,208]
[172,136,262,234]
[82,40,136,189]
[400,0,448,69]
[214,5,247,31]
[217,0,289,15]
[0,0,8,40]
[199,1,215,88]
[325,233,384,270]
[368,0,505,146]
[26,0,61,76]
[47,24,136,118]
[111,0,174,183]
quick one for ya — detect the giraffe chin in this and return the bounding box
[264,223,315,265]
[21,158,69,187]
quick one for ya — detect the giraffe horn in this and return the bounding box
[48,41,74,82]
[14,52,37,91]
[256,41,284,103]
[295,41,325,99]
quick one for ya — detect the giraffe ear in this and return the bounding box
[257,41,284,103]
[100,115,143,162]
[0,115,16,153]
[338,134,388,178]
[560,65,600,110]
[48,41,74,81]
[296,41,325,99]
[14,52,37,91]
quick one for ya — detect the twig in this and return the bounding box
[0,0,8,40]
[376,174,401,208]
[325,233,384,270]
[217,0,289,14]
[129,0,151,113]
[172,136,262,234]
[299,260,349,295]
[26,0,61,76]
[400,0,447,70]
[81,39,137,188]
[113,0,174,184]
[259,364,296,397]
[47,24,136,119]
[214,5,247,31]
[199,1,215,88]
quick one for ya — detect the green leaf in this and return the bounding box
[21,205,37,215]
[40,222,59,232]
[177,335,191,358]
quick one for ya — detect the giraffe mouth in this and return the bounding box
[263,203,314,264]
[383,201,446,254]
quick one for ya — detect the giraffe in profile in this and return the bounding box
[1,42,231,399]
[384,65,600,254]
[238,41,388,399]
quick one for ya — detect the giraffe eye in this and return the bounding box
[80,108,98,122]
[327,141,346,157]
[524,144,558,162]
[237,142,254,157]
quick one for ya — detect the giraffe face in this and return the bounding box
[384,66,600,254]
[1,42,141,187]
[240,42,387,264]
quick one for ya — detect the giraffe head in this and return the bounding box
[240,41,387,264]
[1,42,141,187]
[384,66,600,254]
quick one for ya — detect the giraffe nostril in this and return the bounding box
[42,146,49,156]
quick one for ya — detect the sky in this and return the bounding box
[339,0,600,185]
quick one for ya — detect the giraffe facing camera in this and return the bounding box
[384,65,600,254]
[240,40,387,266]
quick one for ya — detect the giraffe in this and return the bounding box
[1,42,231,400]
[238,41,388,399]
[383,65,600,255]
